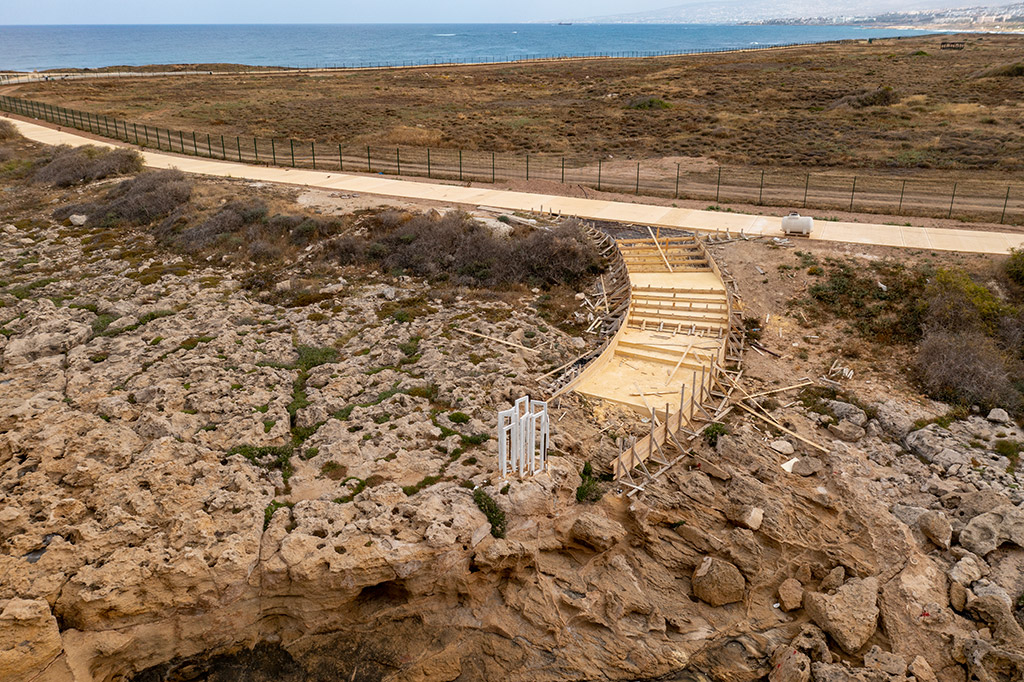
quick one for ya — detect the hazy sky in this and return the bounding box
[3,0,678,24]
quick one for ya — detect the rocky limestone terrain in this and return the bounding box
[2,161,1024,681]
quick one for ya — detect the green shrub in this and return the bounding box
[449,411,471,424]
[975,62,1024,78]
[994,440,1021,474]
[263,500,292,529]
[402,474,442,496]
[473,489,507,538]
[230,444,294,483]
[321,461,347,480]
[627,96,671,110]
[703,422,728,448]
[575,461,603,503]
[1007,248,1024,287]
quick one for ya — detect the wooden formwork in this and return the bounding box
[545,224,743,487]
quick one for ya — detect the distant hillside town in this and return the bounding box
[749,1,1024,28]
[573,0,1024,29]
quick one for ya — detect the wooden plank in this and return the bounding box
[453,328,539,353]
[733,401,827,453]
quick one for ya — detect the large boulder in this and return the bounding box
[918,510,952,550]
[863,645,907,676]
[803,577,879,654]
[769,645,811,682]
[959,506,1024,556]
[986,408,1010,424]
[828,420,866,442]
[827,400,867,427]
[691,556,746,607]
[0,599,64,682]
[569,513,625,552]
[778,578,804,612]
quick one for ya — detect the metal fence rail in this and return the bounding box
[3,94,1022,225]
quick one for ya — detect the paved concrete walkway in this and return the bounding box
[10,117,1024,255]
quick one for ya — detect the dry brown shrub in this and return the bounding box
[916,330,1019,410]
[33,145,142,187]
[54,169,192,227]
[0,119,18,141]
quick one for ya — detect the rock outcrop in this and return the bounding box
[803,578,880,654]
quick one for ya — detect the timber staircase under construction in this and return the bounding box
[550,227,744,490]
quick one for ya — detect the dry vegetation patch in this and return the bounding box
[17,33,1024,173]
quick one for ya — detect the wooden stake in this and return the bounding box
[646,226,674,273]
[453,328,539,353]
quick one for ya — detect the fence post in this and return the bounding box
[1001,186,1010,224]
[635,162,640,195]
[675,163,680,198]
[948,182,957,219]
[221,135,225,159]
[311,142,316,169]
[427,148,431,177]
[178,131,184,153]
[459,150,463,181]
[598,159,602,191]
[192,131,198,155]
[757,169,765,204]
[254,138,259,162]
[207,133,212,157]
[803,173,809,208]
[290,139,295,167]
[237,137,242,161]
[849,176,857,212]
[897,179,906,215]
[395,147,400,175]
[716,167,721,203]
[367,146,371,172]
[133,123,139,145]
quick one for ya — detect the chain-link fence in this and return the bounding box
[4,94,1022,225]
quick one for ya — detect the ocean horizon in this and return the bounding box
[0,23,938,72]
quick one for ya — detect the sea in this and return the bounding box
[0,24,938,73]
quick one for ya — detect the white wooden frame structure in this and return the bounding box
[498,396,550,478]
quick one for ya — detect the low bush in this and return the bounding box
[33,144,142,187]
[54,169,192,227]
[575,461,603,503]
[974,62,1024,78]
[916,330,1020,411]
[1007,248,1024,287]
[703,422,728,448]
[155,199,342,262]
[473,489,507,538]
[831,86,900,109]
[799,258,929,344]
[0,119,18,141]
[627,96,671,110]
[330,212,602,289]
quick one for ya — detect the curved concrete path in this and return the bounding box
[9,117,1024,255]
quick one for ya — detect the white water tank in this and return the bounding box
[782,212,813,236]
